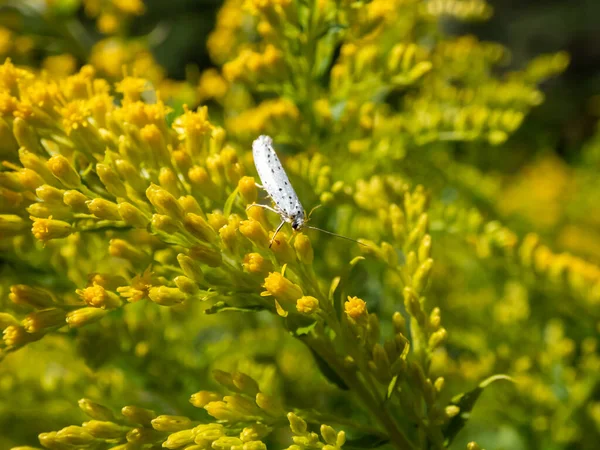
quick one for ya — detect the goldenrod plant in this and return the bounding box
[0,1,599,449]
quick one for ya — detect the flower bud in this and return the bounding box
[294,233,313,264]
[434,377,445,392]
[232,371,260,396]
[239,219,270,248]
[263,272,303,304]
[256,393,284,416]
[87,198,121,220]
[82,420,128,439]
[445,405,460,418]
[118,202,150,228]
[63,190,90,212]
[177,253,204,283]
[240,423,270,442]
[184,213,218,243]
[77,284,122,309]
[19,149,55,184]
[203,401,244,421]
[392,311,406,335]
[18,168,45,190]
[164,429,195,449]
[212,436,244,450]
[190,391,221,408]
[208,211,228,231]
[9,284,54,308]
[189,166,218,199]
[28,202,72,219]
[174,276,199,295]
[55,426,94,446]
[126,427,164,444]
[115,159,146,193]
[179,195,203,215]
[238,176,257,204]
[270,231,295,263]
[287,412,307,434]
[47,154,81,187]
[78,399,115,421]
[151,214,179,234]
[320,425,337,446]
[66,307,109,328]
[189,245,222,267]
[413,258,433,294]
[159,167,181,198]
[121,405,156,427]
[219,223,240,252]
[296,296,319,314]
[151,415,192,432]
[194,423,224,443]
[148,286,186,306]
[428,327,447,349]
[31,217,72,242]
[109,238,147,262]
[97,163,127,198]
[418,234,432,262]
[146,183,184,221]
[36,184,65,203]
[467,442,482,450]
[22,308,65,333]
[243,253,272,275]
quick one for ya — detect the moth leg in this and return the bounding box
[255,182,264,189]
[269,220,286,248]
[246,203,280,215]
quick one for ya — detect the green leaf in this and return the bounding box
[443,374,514,446]
[386,375,399,400]
[293,321,318,336]
[203,301,266,315]
[223,187,239,217]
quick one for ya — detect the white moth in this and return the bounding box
[250,135,365,247]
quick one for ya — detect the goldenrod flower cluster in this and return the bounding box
[0,1,599,450]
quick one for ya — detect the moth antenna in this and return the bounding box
[305,225,368,246]
[307,204,322,221]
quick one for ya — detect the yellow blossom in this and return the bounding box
[77,283,122,309]
[243,253,272,274]
[31,216,72,242]
[296,296,319,314]
[262,272,303,303]
[345,296,367,319]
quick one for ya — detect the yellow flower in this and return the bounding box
[60,101,91,135]
[117,268,156,302]
[344,296,367,319]
[296,296,319,314]
[262,272,303,303]
[77,283,122,309]
[243,253,272,274]
[31,217,72,242]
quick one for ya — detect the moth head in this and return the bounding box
[291,212,305,230]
